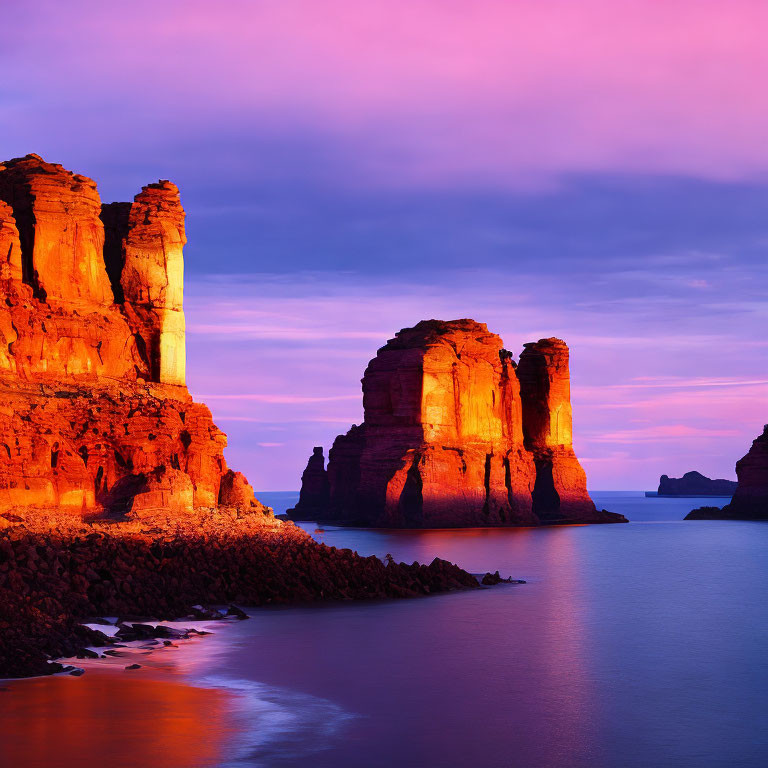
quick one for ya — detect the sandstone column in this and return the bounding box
[517,338,597,520]
[118,181,187,386]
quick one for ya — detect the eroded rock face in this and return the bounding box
[0,154,113,305]
[289,319,624,527]
[0,154,262,517]
[686,426,768,520]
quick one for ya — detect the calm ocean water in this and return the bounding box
[2,492,766,768]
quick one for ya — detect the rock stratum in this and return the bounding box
[686,426,768,520]
[656,471,737,497]
[289,320,626,527]
[0,153,255,517]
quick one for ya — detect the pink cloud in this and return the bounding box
[6,0,768,186]
[197,394,359,404]
[592,425,742,443]
[606,377,768,389]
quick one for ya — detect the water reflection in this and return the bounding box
[0,673,234,768]
[1,494,765,768]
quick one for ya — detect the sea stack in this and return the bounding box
[289,319,625,527]
[0,154,263,516]
[686,426,768,520]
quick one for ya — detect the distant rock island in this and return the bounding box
[651,471,737,497]
[289,319,626,527]
[686,426,768,520]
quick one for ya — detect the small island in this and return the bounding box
[646,471,737,498]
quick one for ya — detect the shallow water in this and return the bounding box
[2,492,767,768]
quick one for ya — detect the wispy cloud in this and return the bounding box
[592,425,742,443]
[607,377,768,390]
[196,393,360,403]
[184,269,764,489]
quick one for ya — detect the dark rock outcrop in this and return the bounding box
[0,508,480,677]
[289,319,626,527]
[657,471,737,497]
[686,426,768,520]
[289,447,331,520]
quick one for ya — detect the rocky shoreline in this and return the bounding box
[0,507,481,679]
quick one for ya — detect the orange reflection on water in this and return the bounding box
[0,672,235,768]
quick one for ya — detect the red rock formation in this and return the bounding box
[102,181,186,385]
[0,154,263,517]
[0,154,113,306]
[516,338,607,522]
[686,426,768,520]
[290,319,624,527]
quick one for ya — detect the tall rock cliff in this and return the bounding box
[289,319,624,527]
[686,426,768,520]
[0,154,263,516]
[102,181,186,386]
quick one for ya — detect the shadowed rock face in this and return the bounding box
[291,447,331,518]
[686,426,768,520]
[0,154,263,517]
[290,319,625,528]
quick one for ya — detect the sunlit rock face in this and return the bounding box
[0,154,264,517]
[103,181,186,386]
[687,426,768,520]
[290,319,623,527]
[516,338,599,522]
[0,154,113,306]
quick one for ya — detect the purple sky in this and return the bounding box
[3,0,767,489]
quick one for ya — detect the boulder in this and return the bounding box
[218,469,265,511]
